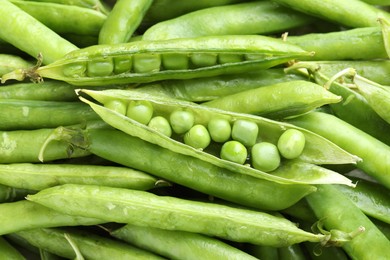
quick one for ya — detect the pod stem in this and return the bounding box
[38,126,88,162]
[64,233,85,260]
[313,220,365,247]
[1,53,43,84]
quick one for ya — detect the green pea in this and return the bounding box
[251,142,280,172]
[218,53,244,64]
[191,53,218,67]
[169,110,195,134]
[207,118,231,143]
[277,129,306,159]
[104,99,127,115]
[148,116,172,137]
[87,58,114,77]
[114,57,132,74]
[62,62,86,78]
[232,119,258,147]
[162,53,189,70]
[133,53,161,73]
[126,100,153,125]
[184,124,210,150]
[220,140,247,165]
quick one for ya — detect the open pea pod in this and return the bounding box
[1,35,313,86]
[78,89,359,185]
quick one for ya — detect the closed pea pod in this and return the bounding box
[112,224,258,260]
[13,227,165,260]
[99,0,153,44]
[0,54,33,76]
[24,0,110,14]
[2,35,313,85]
[142,1,315,40]
[0,163,158,191]
[202,80,342,119]
[0,183,33,203]
[0,0,78,65]
[27,184,353,247]
[0,200,104,235]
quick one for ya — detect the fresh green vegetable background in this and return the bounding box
[0,0,389,259]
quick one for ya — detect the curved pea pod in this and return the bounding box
[0,163,158,191]
[27,184,355,247]
[0,99,99,130]
[13,227,165,260]
[136,68,307,102]
[348,72,390,125]
[0,54,33,77]
[202,80,342,119]
[78,89,359,185]
[112,224,258,260]
[335,178,390,224]
[1,35,313,86]
[0,200,104,235]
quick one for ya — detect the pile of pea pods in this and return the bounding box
[1,0,390,259]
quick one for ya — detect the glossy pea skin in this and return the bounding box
[231,119,258,147]
[0,200,103,235]
[0,128,90,163]
[251,142,281,172]
[169,110,195,134]
[273,0,390,28]
[143,1,314,41]
[207,117,231,143]
[9,0,107,36]
[184,124,211,149]
[287,111,390,189]
[14,228,164,260]
[277,129,305,159]
[220,140,247,165]
[112,224,258,260]
[104,99,127,115]
[0,0,78,65]
[0,54,32,76]
[148,116,172,137]
[27,184,329,247]
[306,184,390,259]
[99,0,153,44]
[126,100,154,125]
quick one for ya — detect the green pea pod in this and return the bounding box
[0,200,104,235]
[99,0,153,44]
[13,227,165,260]
[202,80,342,119]
[24,0,110,14]
[142,0,249,27]
[306,184,390,259]
[335,178,390,224]
[142,1,315,40]
[0,54,33,76]
[244,244,279,259]
[136,68,307,102]
[27,184,354,247]
[112,224,258,260]
[0,163,157,191]
[0,184,33,203]
[273,0,390,28]
[41,125,316,211]
[278,244,306,260]
[9,0,107,36]
[78,89,359,185]
[1,35,313,85]
[0,236,25,260]
[0,99,99,130]
[287,27,387,60]
[349,72,390,125]
[287,111,390,189]
[0,128,91,163]
[286,62,390,146]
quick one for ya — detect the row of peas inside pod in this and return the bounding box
[94,92,306,173]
